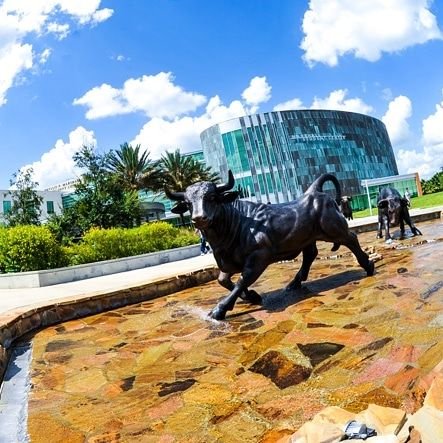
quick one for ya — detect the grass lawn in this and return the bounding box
[353,191,443,219]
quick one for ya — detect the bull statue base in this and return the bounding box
[166,172,374,320]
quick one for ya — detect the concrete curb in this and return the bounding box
[0,244,200,289]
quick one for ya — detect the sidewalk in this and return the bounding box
[0,253,217,317]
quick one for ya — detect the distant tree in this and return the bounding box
[421,167,443,194]
[45,208,82,244]
[64,146,142,235]
[107,142,162,192]
[6,167,43,226]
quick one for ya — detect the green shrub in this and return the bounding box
[0,225,68,273]
[65,221,199,266]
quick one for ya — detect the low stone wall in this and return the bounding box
[0,244,201,289]
[0,266,219,384]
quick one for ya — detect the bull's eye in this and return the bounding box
[207,195,216,202]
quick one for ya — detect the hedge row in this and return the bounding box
[0,222,198,273]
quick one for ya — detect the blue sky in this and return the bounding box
[1,0,443,189]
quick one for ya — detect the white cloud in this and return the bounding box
[311,89,373,114]
[241,76,271,113]
[0,1,113,106]
[132,95,247,158]
[273,97,304,111]
[382,95,412,146]
[0,42,33,105]
[46,22,70,39]
[39,48,52,64]
[395,92,443,178]
[22,126,96,189]
[301,0,443,66]
[73,83,129,119]
[73,72,207,120]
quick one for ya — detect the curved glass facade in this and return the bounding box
[200,110,398,203]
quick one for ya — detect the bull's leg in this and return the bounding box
[377,219,384,239]
[341,231,375,276]
[218,271,261,305]
[400,219,406,238]
[403,211,422,236]
[209,256,268,320]
[286,244,317,291]
[383,218,391,241]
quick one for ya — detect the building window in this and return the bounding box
[47,201,55,214]
[3,200,11,214]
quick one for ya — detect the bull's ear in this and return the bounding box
[377,199,389,209]
[220,191,239,203]
[171,201,188,215]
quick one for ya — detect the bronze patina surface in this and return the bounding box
[27,220,443,442]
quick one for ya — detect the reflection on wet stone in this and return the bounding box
[44,339,76,352]
[421,280,443,299]
[358,337,393,353]
[239,320,264,331]
[121,376,135,391]
[157,379,196,397]
[298,342,345,366]
[249,350,312,389]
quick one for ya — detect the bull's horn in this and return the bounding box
[164,188,185,201]
[216,170,235,192]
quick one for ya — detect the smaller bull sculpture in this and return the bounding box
[377,187,422,241]
[339,196,353,220]
[166,172,374,320]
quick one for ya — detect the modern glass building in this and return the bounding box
[200,110,399,204]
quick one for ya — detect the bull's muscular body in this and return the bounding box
[377,187,422,241]
[167,172,374,320]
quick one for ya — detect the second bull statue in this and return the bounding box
[166,172,374,320]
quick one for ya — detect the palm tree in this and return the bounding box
[107,143,162,192]
[160,149,219,225]
[159,149,219,192]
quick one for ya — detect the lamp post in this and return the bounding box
[364,179,373,216]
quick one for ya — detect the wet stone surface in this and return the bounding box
[27,220,443,442]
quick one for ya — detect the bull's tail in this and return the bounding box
[306,173,342,205]
[307,174,343,252]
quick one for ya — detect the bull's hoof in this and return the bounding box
[208,306,226,321]
[331,243,340,252]
[376,234,383,239]
[413,229,422,236]
[366,260,375,276]
[244,290,262,305]
[285,280,302,291]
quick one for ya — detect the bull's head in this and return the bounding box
[165,170,238,229]
[377,196,409,226]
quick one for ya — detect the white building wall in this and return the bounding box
[0,190,63,224]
